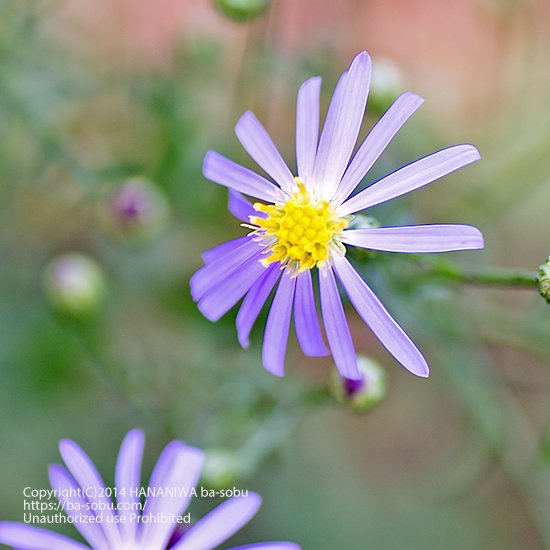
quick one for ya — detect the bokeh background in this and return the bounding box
[1,0,550,548]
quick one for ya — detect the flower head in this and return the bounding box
[191,51,484,380]
[0,430,299,550]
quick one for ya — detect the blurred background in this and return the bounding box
[1,0,550,548]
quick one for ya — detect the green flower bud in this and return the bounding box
[201,449,248,490]
[213,0,271,22]
[538,257,550,304]
[347,215,380,261]
[99,178,169,243]
[348,213,380,230]
[43,253,106,317]
[369,59,405,115]
[329,356,387,413]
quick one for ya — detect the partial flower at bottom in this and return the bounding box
[0,430,300,550]
[191,50,484,380]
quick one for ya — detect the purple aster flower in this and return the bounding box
[0,430,300,550]
[191,51,483,379]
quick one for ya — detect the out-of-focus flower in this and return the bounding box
[368,58,405,115]
[202,448,249,490]
[329,356,387,413]
[43,253,106,317]
[191,51,484,380]
[0,430,300,550]
[538,257,550,304]
[99,178,169,243]
[214,0,271,22]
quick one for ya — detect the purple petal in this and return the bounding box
[0,523,88,550]
[58,439,122,547]
[312,52,372,200]
[228,545,301,550]
[333,92,424,205]
[332,254,429,377]
[318,267,360,380]
[338,144,481,216]
[294,270,329,357]
[202,236,251,264]
[115,429,145,543]
[171,493,262,550]
[48,465,106,548]
[191,238,264,301]
[296,76,321,184]
[236,263,281,348]
[235,112,296,194]
[342,224,484,253]
[228,191,259,223]
[138,442,203,550]
[262,272,296,377]
[198,254,267,322]
[203,151,284,203]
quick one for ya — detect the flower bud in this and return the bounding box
[213,0,271,22]
[43,253,106,317]
[201,449,247,490]
[538,257,550,304]
[329,356,387,413]
[347,215,380,261]
[369,59,405,115]
[348,214,380,230]
[99,178,169,243]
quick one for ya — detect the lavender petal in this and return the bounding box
[338,144,481,216]
[48,465,106,548]
[318,267,360,380]
[342,224,484,253]
[0,523,88,550]
[138,442,203,550]
[296,76,322,184]
[235,112,297,194]
[236,264,281,348]
[115,429,145,542]
[58,439,122,547]
[171,494,262,550]
[262,272,296,377]
[332,254,429,377]
[333,92,424,205]
[294,270,329,357]
[198,255,267,322]
[313,52,371,200]
[191,238,263,302]
[203,151,284,203]
[228,191,258,223]
[201,236,252,264]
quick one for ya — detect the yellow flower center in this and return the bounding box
[250,178,350,273]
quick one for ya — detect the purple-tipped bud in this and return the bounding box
[329,356,387,413]
[213,0,271,22]
[43,253,106,317]
[100,178,169,242]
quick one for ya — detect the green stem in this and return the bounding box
[403,255,539,288]
[429,260,538,287]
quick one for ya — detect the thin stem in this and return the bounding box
[395,254,539,288]
[427,259,538,287]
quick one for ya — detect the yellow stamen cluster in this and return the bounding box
[250,179,350,273]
